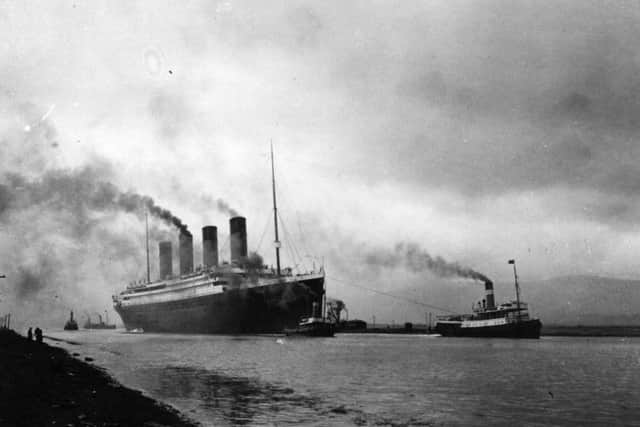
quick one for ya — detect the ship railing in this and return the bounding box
[501,301,528,308]
[505,311,530,321]
[436,315,463,321]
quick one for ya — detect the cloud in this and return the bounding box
[278,1,640,217]
[3,1,640,327]
[148,90,192,141]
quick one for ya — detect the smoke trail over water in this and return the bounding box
[0,164,195,327]
[0,101,220,328]
[365,242,490,282]
[0,167,188,232]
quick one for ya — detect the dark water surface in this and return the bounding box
[48,331,640,426]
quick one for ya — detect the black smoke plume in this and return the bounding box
[216,198,239,217]
[243,251,264,284]
[365,242,490,283]
[0,101,196,329]
[0,165,192,321]
[243,251,264,270]
[0,167,188,233]
[199,194,239,217]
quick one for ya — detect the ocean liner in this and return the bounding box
[435,260,542,338]
[112,148,325,334]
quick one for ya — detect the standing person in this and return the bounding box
[27,327,33,341]
[35,327,42,343]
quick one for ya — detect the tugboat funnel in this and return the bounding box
[484,280,495,310]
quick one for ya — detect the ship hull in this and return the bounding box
[435,318,542,338]
[114,277,324,334]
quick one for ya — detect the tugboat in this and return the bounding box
[63,311,79,331]
[284,302,335,337]
[435,259,542,338]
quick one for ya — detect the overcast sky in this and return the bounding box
[2,1,640,323]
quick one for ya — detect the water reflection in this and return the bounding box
[139,365,327,425]
[50,331,640,426]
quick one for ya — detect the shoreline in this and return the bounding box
[541,325,640,337]
[338,325,640,337]
[0,328,199,427]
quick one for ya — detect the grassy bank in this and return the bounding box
[0,328,198,427]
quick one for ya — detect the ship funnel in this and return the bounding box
[202,226,218,268]
[484,280,495,310]
[159,241,173,279]
[230,216,247,263]
[179,230,194,275]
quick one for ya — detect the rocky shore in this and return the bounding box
[0,328,198,427]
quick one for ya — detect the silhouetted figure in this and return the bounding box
[35,327,43,343]
[27,327,33,341]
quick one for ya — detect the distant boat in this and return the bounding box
[284,317,335,337]
[84,311,116,330]
[284,302,335,337]
[435,260,542,338]
[63,311,79,331]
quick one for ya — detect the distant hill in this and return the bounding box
[519,275,640,326]
[332,274,640,327]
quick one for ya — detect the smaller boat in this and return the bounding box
[63,310,79,331]
[285,317,335,337]
[84,311,116,330]
[435,259,542,338]
[284,302,335,337]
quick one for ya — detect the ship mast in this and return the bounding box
[145,212,151,284]
[509,259,521,321]
[271,143,281,276]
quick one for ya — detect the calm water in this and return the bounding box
[47,331,640,426]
